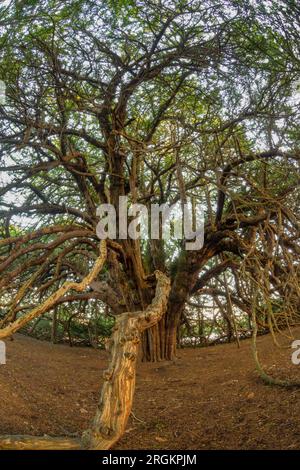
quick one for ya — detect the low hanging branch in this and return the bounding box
[0,243,170,449]
[0,239,107,450]
[0,240,107,339]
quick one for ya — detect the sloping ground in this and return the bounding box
[0,329,300,450]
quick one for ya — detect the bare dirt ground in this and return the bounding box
[0,328,300,450]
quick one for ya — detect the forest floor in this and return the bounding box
[1,328,300,450]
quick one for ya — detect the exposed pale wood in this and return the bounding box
[0,240,107,339]
[0,435,80,450]
[82,270,171,449]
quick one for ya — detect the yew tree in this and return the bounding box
[0,0,299,449]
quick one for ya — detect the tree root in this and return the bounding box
[252,306,300,388]
[0,435,81,450]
